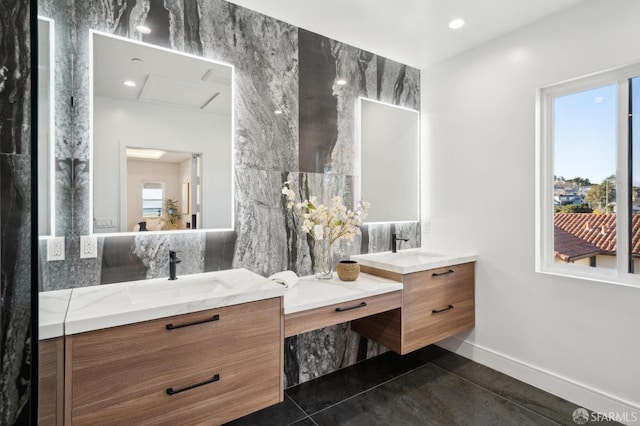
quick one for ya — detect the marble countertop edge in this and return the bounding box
[65,287,285,335]
[284,273,403,315]
[351,249,478,274]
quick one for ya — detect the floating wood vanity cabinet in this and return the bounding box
[351,262,475,355]
[39,337,64,425]
[64,298,283,425]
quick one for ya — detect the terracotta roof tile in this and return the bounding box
[554,227,601,261]
[554,213,640,259]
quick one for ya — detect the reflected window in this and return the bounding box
[142,182,164,218]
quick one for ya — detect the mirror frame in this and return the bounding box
[88,30,235,236]
[37,16,55,237]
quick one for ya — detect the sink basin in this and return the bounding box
[127,276,230,304]
[389,252,444,262]
[351,249,477,274]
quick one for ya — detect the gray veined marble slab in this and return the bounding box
[64,268,284,335]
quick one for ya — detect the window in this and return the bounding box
[537,63,640,286]
[142,182,164,218]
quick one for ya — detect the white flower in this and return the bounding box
[282,185,369,245]
[282,187,295,200]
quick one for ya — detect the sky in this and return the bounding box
[553,84,617,185]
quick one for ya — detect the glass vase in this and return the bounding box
[313,238,334,279]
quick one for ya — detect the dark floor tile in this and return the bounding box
[287,349,429,415]
[311,364,558,426]
[290,418,318,426]
[223,395,307,426]
[432,353,622,426]
[406,344,451,364]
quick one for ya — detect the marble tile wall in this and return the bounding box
[36,0,421,388]
[0,0,33,423]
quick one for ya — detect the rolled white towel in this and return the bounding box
[268,270,299,289]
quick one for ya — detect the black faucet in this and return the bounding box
[391,234,409,253]
[169,250,181,280]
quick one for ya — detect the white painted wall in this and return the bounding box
[93,96,232,232]
[422,0,640,418]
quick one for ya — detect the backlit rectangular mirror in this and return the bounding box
[91,32,233,234]
[38,17,54,236]
[358,98,420,223]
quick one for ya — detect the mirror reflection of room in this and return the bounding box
[126,148,200,232]
[91,32,233,233]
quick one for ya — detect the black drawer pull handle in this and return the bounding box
[432,305,454,314]
[336,302,367,312]
[432,269,454,277]
[166,314,219,330]
[166,374,220,395]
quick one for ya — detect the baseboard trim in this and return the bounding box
[436,337,640,424]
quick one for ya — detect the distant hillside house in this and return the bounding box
[554,213,640,270]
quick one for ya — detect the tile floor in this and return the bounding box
[226,345,621,426]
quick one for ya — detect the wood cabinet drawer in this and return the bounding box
[285,291,402,337]
[67,297,282,425]
[402,262,475,353]
[352,262,475,355]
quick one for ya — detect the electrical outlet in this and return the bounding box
[424,221,431,234]
[47,237,65,261]
[94,217,116,229]
[80,235,98,259]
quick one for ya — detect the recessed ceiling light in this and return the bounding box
[336,79,347,86]
[126,148,166,159]
[136,25,151,34]
[448,18,465,29]
[123,80,136,87]
[274,109,283,115]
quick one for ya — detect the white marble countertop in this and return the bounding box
[351,248,478,274]
[284,273,403,315]
[39,289,73,340]
[65,269,284,335]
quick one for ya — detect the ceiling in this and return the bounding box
[226,0,584,69]
[93,33,232,116]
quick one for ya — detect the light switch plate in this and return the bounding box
[80,235,98,259]
[47,237,65,261]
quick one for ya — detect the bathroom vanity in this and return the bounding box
[59,269,285,425]
[38,251,476,425]
[350,250,477,354]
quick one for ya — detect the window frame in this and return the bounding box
[536,62,640,287]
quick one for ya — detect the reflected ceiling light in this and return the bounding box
[126,148,166,159]
[123,80,137,87]
[136,25,151,34]
[336,79,347,86]
[274,109,283,115]
[448,18,465,29]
